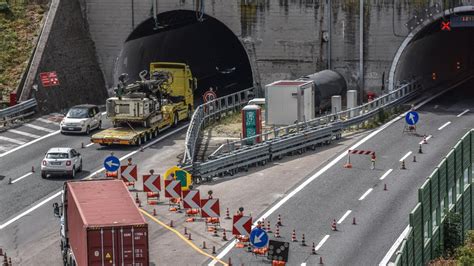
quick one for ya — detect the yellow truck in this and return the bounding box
[91,62,195,146]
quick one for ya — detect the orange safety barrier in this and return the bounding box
[186,209,200,216]
[272,260,286,266]
[168,198,181,211]
[147,192,159,205]
[237,235,249,242]
[253,247,268,256]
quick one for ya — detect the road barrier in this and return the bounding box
[182,79,422,182]
[393,129,474,265]
[0,98,37,126]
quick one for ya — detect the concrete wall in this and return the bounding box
[80,0,468,98]
[33,0,107,113]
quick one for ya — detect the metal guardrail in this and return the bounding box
[182,87,256,164]
[182,79,422,183]
[0,98,37,126]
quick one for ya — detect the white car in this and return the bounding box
[41,148,82,178]
[60,104,102,135]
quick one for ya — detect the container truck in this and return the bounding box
[91,62,195,145]
[54,179,149,266]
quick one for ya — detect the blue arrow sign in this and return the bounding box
[405,111,419,126]
[104,156,120,172]
[250,227,268,248]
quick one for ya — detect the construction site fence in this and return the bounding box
[394,129,474,265]
[181,79,423,183]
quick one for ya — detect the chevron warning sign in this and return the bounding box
[183,189,200,209]
[143,174,160,192]
[232,215,252,236]
[120,165,137,183]
[200,198,220,218]
[165,180,181,198]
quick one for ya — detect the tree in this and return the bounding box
[444,211,462,257]
[455,231,474,266]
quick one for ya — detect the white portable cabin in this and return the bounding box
[265,80,315,126]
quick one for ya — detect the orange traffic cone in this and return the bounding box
[418,144,423,154]
[153,208,156,216]
[319,256,324,264]
[222,230,228,241]
[225,208,231,219]
[31,166,35,172]
[275,225,281,238]
[423,135,428,144]
[331,219,337,231]
[213,227,219,237]
[384,184,388,191]
[212,246,216,255]
[352,217,356,225]
[184,227,188,235]
[312,242,317,255]
[266,220,272,233]
[188,233,192,240]
[301,234,307,246]
[277,214,282,226]
[343,153,352,168]
[170,220,174,228]
[413,155,417,162]
[401,160,406,170]
[262,219,267,231]
[203,241,207,249]
[291,229,297,242]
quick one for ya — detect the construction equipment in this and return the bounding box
[91,62,195,145]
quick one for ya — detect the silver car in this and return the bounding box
[41,148,82,178]
[60,105,102,135]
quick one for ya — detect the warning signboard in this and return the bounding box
[143,174,160,192]
[232,215,252,236]
[119,165,137,183]
[200,198,220,218]
[39,71,60,87]
[183,189,200,209]
[267,240,290,262]
[165,180,181,198]
[164,166,192,191]
[203,88,217,103]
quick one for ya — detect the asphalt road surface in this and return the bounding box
[218,81,474,265]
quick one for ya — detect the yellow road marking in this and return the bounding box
[139,209,228,266]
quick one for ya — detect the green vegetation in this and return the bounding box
[0,1,45,102]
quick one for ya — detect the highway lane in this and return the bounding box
[0,115,187,224]
[219,81,474,265]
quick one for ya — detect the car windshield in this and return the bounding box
[46,153,69,159]
[67,108,88,118]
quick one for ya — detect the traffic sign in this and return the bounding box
[203,88,217,103]
[120,165,137,183]
[232,215,252,236]
[250,227,268,248]
[267,240,290,262]
[104,155,120,172]
[143,174,161,192]
[183,189,200,209]
[40,71,60,87]
[200,198,220,218]
[405,111,419,126]
[165,180,181,198]
[164,166,193,191]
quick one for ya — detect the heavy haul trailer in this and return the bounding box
[55,179,149,266]
[91,62,195,145]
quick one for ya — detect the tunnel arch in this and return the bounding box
[388,5,474,91]
[115,10,254,101]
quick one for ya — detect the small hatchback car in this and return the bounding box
[60,104,102,134]
[41,147,82,178]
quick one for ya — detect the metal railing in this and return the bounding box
[0,98,37,126]
[182,87,256,164]
[182,79,422,183]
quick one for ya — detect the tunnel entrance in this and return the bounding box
[115,10,254,102]
[389,7,474,91]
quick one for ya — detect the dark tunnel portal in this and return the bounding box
[394,12,474,88]
[116,10,254,102]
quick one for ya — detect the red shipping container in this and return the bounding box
[66,180,148,266]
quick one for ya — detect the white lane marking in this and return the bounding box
[315,235,330,251]
[301,264,306,266]
[23,123,56,133]
[379,169,393,180]
[85,143,94,147]
[438,121,451,131]
[399,151,412,162]
[210,79,472,265]
[0,130,60,158]
[0,191,62,230]
[0,136,26,145]
[37,118,60,124]
[0,124,188,229]
[359,188,373,201]
[337,210,352,224]
[457,109,469,117]
[10,172,33,184]
[379,225,410,266]
[419,135,432,145]
[8,129,40,139]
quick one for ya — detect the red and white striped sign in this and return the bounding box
[183,189,200,209]
[165,180,181,198]
[348,150,375,155]
[200,199,220,218]
[232,215,252,236]
[120,165,137,183]
[143,174,160,192]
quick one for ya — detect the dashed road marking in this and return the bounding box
[359,188,373,201]
[37,118,60,124]
[457,109,469,117]
[337,210,352,224]
[85,143,94,147]
[438,121,451,131]
[24,123,56,133]
[315,235,330,251]
[8,129,40,139]
[0,136,26,145]
[379,169,393,180]
[399,151,412,162]
[0,131,60,158]
[10,172,33,184]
